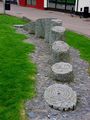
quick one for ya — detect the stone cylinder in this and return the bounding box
[45,18,62,43]
[52,41,70,63]
[51,19,62,27]
[23,22,35,34]
[51,62,73,82]
[44,84,77,111]
[49,26,65,46]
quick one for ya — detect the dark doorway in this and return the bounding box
[48,0,76,12]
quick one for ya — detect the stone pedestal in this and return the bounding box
[49,26,65,46]
[52,41,70,63]
[44,84,77,111]
[51,62,73,82]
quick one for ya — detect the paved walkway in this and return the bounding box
[0,2,90,37]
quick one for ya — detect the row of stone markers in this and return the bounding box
[23,18,77,111]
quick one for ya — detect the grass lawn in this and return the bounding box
[65,30,90,62]
[0,15,36,120]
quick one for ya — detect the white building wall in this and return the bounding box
[44,0,48,8]
[44,0,90,13]
[75,0,90,13]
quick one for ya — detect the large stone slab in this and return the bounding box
[44,84,77,111]
[35,18,46,38]
[35,18,56,39]
[23,22,35,34]
[49,26,65,46]
[52,41,70,63]
[51,62,73,82]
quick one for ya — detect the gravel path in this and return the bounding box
[17,28,90,120]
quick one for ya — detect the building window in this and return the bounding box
[11,0,17,4]
[48,0,75,11]
[27,0,36,6]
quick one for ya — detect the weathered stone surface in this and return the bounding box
[23,23,29,31]
[44,84,77,111]
[35,18,62,41]
[52,41,70,63]
[51,62,73,82]
[35,18,56,39]
[49,26,65,46]
[23,22,35,34]
[44,18,55,42]
[45,18,62,43]
[28,22,35,34]
[28,112,37,119]
[35,18,46,38]
[51,19,62,27]
[83,112,90,120]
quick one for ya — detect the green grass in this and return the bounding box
[0,15,36,120]
[65,30,90,62]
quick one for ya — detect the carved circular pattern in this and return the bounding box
[52,41,69,53]
[44,84,77,111]
[51,62,72,74]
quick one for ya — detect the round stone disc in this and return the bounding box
[44,84,77,111]
[52,26,65,33]
[51,19,62,24]
[52,41,69,53]
[51,62,72,74]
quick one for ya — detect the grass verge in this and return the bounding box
[65,30,90,74]
[0,15,36,120]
